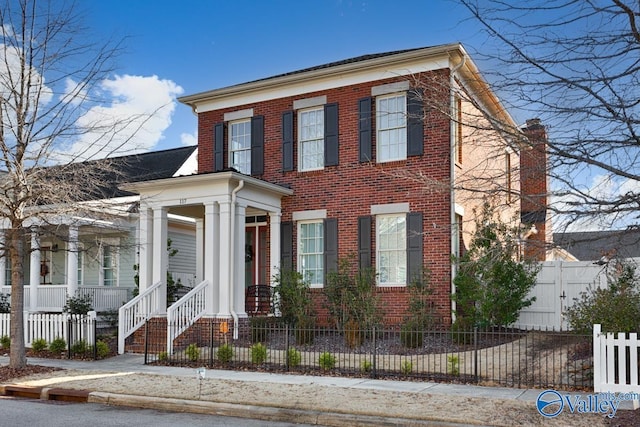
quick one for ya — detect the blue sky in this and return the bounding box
[83,0,487,152]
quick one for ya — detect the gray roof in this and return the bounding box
[554,229,640,261]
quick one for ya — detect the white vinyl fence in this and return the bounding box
[0,312,96,348]
[514,261,608,330]
[593,324,640,407]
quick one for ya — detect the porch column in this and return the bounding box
[195,218,204,284]
[138,207,153,293]
[152,207,168,314]
[29,229,40,312]
[217,199,232,317]
[0,232,5,288]
[234,204,247,318]
[269,211,281,287]
[203,201,218,315]
[66,225,79,296]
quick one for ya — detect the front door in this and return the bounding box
[245,224,268,288]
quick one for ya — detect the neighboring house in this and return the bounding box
[120,43,549,352]
[0,146,198,313]
[554,229,640,263]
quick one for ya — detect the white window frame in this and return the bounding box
[100,240,119,287]
[76,243,84,286]
[376,213,407,287]
[297,220,324,288]
[298,107,324,172]
[376,93,407,163]
[229,119,251,175]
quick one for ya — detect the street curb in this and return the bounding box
[1,384,90,402]
[88,392,474,427]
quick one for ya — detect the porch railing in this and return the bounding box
[1,285,133,312]
[118,281,162,354]
[78,287,131,311]
[166,280,209,355]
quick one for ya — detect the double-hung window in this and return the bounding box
[102,245,118,287]
[376,94,407,163]
[298,108,324,171]
[376,214,407,286]
[229,120,251,175]
[298,220,324,287]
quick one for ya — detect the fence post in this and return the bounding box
[372,325,377,379]
[93,314,97,360]
[473,326,478,384]
[285,323,290,371]
[209,318,214,366]
[66,315,72,359]
[593,323,602,392]
[144,318,149,365]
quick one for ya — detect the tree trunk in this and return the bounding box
[9,228,26,369]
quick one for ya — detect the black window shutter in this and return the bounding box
[280,221,293,270]
[358,216,372,269]
[324,103,339,166]
[406,212,423,282]
[358,97,372,162]
[324,218,338,277]
[282,111,294,172]
[214,122,224,172]
[407,89,424,156]
[251,115,264,176]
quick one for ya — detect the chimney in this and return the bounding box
[520,118,549,260]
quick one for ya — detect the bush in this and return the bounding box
[185,343,200,362]
[250,343,267,364]
[157,351,169,362]
[318,352,336,370]
[217,343,233,363]
[448,355,460,376]
[401,360,413,375]
[31,338,48,353]
[0,293,10,313]
[0,335,10,349]
[71,339,88,355]
[287,348,301,367]
[95,340,110,358]
[361,360,372,373]
[400,321,423,349]
[49,337,66,353]
[565,263,640,334]
[63,292,93,314]
[273,268,313,325]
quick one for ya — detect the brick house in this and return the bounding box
[119,44,546,351]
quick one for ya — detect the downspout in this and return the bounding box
[229,179,244,339]
[449,53,466,323]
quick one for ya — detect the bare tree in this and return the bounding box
[0,0,144,369]
[457,0,640,232]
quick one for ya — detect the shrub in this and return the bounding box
[273,268,313,325]
[185,343,200,362]
[63,292,93,314]
[448,355,460,376]
[157,351,169,362]
[287,348,301,367]
[250,343,267,364]
[71,339,88,355]
[400,321,423,349]
[31,338,48,353]
[217,343,233,363]
[565,263,640,334]
[95,340,110,358]
[401,360,413,375]
[0,293,10,313]
[0,335,10,349]
[318,352,336,370]
[49,337,66,353]
[361,360,372,373]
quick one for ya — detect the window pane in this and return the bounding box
[377,214,406,285]
[230,120,251,174]
[298,221,324,286]
[377,94,407,162]
[299,108,324,171]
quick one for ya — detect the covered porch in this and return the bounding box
[118,171,292,353]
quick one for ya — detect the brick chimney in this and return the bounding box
[520,118,550,260]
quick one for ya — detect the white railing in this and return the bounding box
[37,285,67,312]
[0,311,96,347]
[1,285,134,312]
[593,324,640,408]
[79,287,132,311]
[166,280,209,355]
[118,282,162,354]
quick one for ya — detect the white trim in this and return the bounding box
[371,81,410,96]
[297,220,325,288]
[375,213,407,287]
[223,108,254,122]
[297,106,325,172]
[371,203,409,215]
[292,209,327,222]
[293,95,327,110]
[454,203,465,216]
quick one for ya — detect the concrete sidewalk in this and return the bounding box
[0,354,620,426]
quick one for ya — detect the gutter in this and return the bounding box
[229,180,244,339]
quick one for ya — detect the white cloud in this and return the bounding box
[180,130,197,146]
[61,74,183,161]
[60,78,88,106]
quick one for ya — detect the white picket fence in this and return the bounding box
[0,312,96,348]
[593,324,640,407]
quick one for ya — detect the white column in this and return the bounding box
[152,207,168,314]
[269,211,281,287]
[0,232,5,288]
[204,201,218,315]
[217,199,232,317]
[138,207,153,293]
[29,230,40,312]
[195,218,204,284]
[66,225,79,296]
[234,204,247,317]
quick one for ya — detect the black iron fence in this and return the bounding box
[143,318,593,391]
